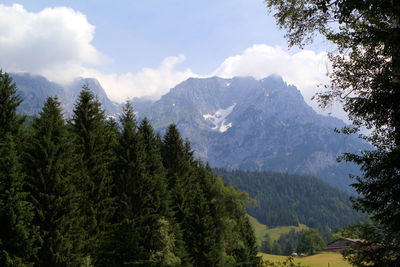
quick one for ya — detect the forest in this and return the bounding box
[0,71,260,266]
[217,169,366,231]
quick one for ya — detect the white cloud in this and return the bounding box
[0,4,105,83]
[0,4,346,120]
[0,4,196,102]
[212,44,349,121]
[213,44,331,107]
[83,55,198,102]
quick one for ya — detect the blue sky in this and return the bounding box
[3,0,290,73]
[0,0,342,118]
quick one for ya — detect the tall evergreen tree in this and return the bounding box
[0,70,38,266]
[24,97,82,266]
[0,70,23,138]
[272,241,282,256]
[137,118,171,236]
[261,235,273,254]
[70,85,114,257]
[95,103,176,266]
[161,125,193,266]
[182,164,221,266]
[0,134,39,266]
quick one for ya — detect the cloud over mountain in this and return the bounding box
[213,44,330,105]
[83,55,197,102]
[0,4,344,118]
[0,4,105,83]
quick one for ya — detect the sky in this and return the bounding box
[0,0,345,119]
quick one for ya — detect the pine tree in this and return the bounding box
[261,235,273,254]
[272,241,282,255]
[95,103,174,265]
[0,70,23,138]
[137,118,171,241]
[0,70,38,266]
[182,164,221,266]
[24,97,82,266]
[70,85,114,257]
[0,135,39,266]
[161,125,194,266]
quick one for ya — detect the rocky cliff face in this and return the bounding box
[144,75,368,192]
[11,73,121,117]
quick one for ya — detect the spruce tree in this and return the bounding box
[0,70,23,138]
[272,241,282,255]
[137,117,172,245]
[182,164,221,266]
[95,103,165,265]
[70,85,114,257]
[161,125,194,266]
[0,70,38,266]
[24,97,82,266]
[0,135,39,266]
[261,235,273,254]
[99,104,181,266]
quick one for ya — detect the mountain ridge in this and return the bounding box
[143,75,369,192]
[9,72,369,192]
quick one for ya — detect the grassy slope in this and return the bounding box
[248,215,307,246]
[259,252,352,267]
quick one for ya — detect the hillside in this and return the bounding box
[248,215,307,247]
[217,169,365,230]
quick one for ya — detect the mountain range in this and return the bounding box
[142,75,369,192]
[11,73,369,192]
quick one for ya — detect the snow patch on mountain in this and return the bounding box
[203,103,236,133]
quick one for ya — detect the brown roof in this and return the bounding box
[327,237,361,246]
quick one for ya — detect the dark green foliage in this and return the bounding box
[161,125,260,266]
[137,117,169,219]
[211,178,261,266]
[70,85,114,256]
[94,219,145,267]
[277,230,302,256]
[0,135,39,266]
[161,125,193,266]
[24,97,82,266]
[95,103,176,265]
[149,217,181,266]
[261,235,273,254]
[0,70,24,137]
[296,229,325,255]
[266,0,400,264]
[0,78,260,266]
[272,241,281,255]
[342,224,400,267]
[0,71,38,266]
[217,169,365,230]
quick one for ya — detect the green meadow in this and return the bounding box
[259,252,353,267]
[248,215,307,246]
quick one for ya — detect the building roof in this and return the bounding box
[327,237,361,245]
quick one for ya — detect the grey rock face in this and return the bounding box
[143,75,369,192]
[11,73,122,117]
